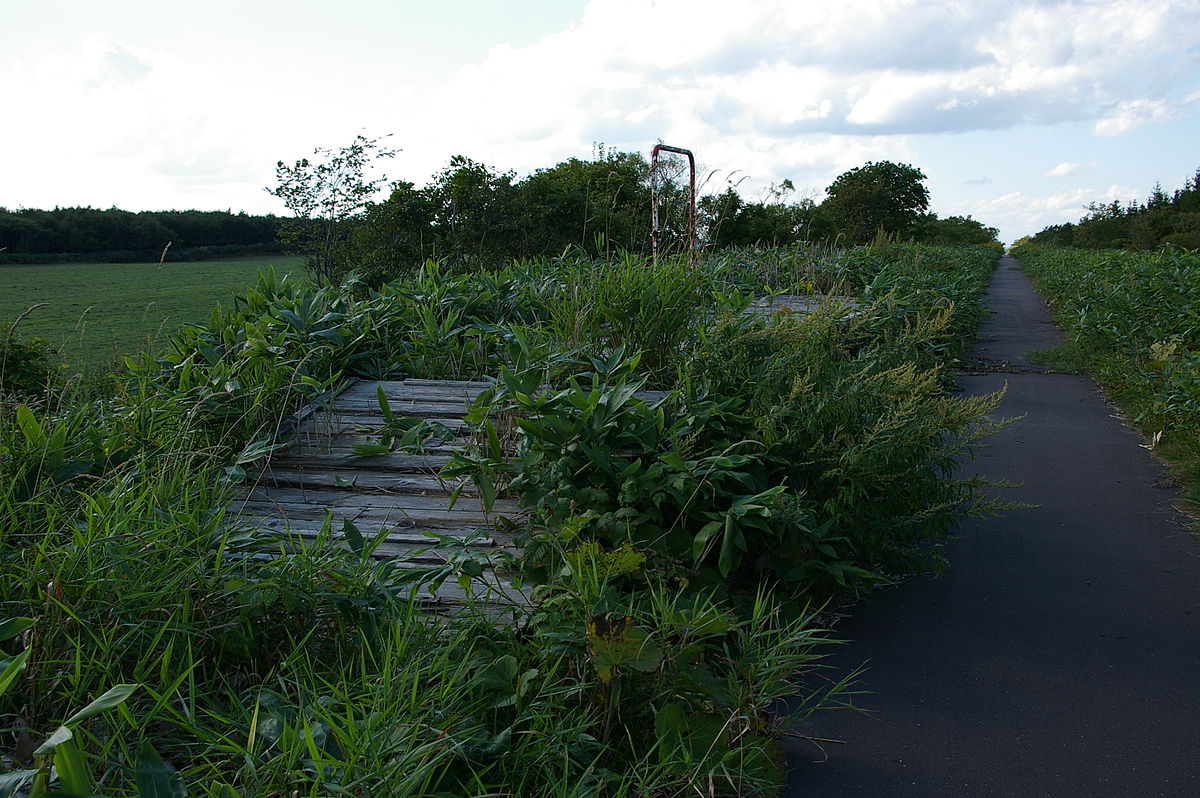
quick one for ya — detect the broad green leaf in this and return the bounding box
[654,702,687,747]
[692,520,723,564]
[0,617,34,642]
[459,558,485,579]
[0,646,31,698]
[135,742,184,798]
[221,465,247,484]
[376,383,395,423]
[53,737,93,795]
[718,515,739,577]
[477,473,496,512]
[45,425,68,470]
[34,724,73,756]
[16,405,47,448]
[446,481,464,510]
[658,452,688,471]
[235,438,288,465]
[61,683,140,728]
[587,615,663,683]
[208,785,242,798]
[342,519,365,554]
[485,419,502,459]
[477,655,519,692]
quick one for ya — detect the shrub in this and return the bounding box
[1,330,60,402]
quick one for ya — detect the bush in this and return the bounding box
[1,329,60,402]
[452,243,1004,597]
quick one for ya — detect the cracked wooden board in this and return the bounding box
[233,378,529,615]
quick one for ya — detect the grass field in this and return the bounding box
[0,255,305,373]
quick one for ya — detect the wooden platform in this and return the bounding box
[231,294,854,615]
[747,294,860,318]
[232,378,532,614]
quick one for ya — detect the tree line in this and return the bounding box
[271,136,1000,286]
[1021,167,1200,250]
[0,207,280,264]
[0,142,1001,275]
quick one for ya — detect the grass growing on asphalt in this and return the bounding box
[1014,243,1200,516]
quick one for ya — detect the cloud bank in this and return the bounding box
[379,0,1200,245]
[1,0,1197,243]
[413,0,1200,177]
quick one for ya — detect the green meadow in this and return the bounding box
[0,256,304,372]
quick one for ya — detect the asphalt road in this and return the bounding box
[784,256,1200,797]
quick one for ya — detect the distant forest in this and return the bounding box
[0,208,280,264]
[1023,167,1200,250]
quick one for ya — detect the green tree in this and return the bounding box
[517,149,652,256]
[1072,201,1131,250]
[915,214,1000,246]
[1028,223,1075,247]
[425,155,521,265]
[821,161,930,243]
[349,181,436,286]
[267,134,395,285]
[699,188,816,247]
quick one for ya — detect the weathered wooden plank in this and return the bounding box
[234,500,514,528]
[314,399,476,417]
[340,379,492,402]
[418,576,530,608]
[747,294,861,318]
[244,486,520,514]
[280,443,468,461]
[230,530,529,608]
[240,532,500,564]
[285,415,473,437]
[236,550,528,607]
[261,468,477,495]
[264,452,455,470]
[403,378,493,388]
[327,385,667,419]
[234,513,522,545]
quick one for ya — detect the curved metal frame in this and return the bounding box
[650,144,697,268]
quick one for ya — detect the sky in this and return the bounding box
[2,0,1199,245]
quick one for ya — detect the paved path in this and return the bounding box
[785,256,1200,796]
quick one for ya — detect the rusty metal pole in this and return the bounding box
[650,144,697,269]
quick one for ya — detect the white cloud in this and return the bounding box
[2,0,1197,226]
[1092,99,1175,136]
[0,29,377,212]
[963,183,1143,242]
[397,0,1200,197]
[1046,161,1098,177]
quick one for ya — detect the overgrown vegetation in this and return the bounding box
[1,320,61,403]
[2,242,1002,795]
[1013,242,1200,512]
